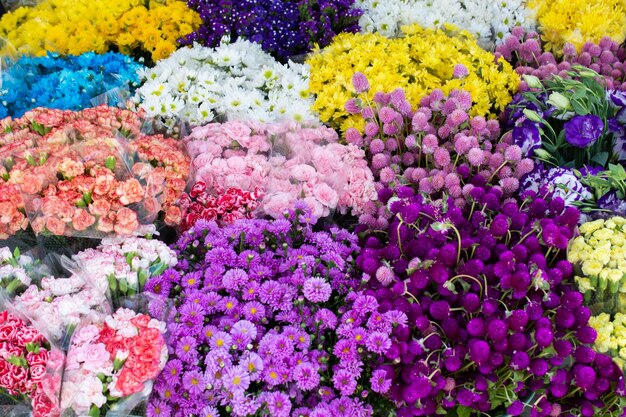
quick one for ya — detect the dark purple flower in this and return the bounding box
[564,114,604,147]
[512,121,542,156]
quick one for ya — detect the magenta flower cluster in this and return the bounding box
[355,183,626,417]
[343,74,534,229]
[495,27,626,91]
[145,203,403,417]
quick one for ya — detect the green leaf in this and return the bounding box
[88,405,101,417]
[12,247,20,259]
[591,152,609,167]
[107,274,117,292]
[570,99,590,115]
[6,354,27,368]
[456,405,472,417]
[119,279,128,293]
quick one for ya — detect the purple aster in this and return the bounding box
[240,352,264,376]
[370,369,391,394]
[200,406,220,417]
[210,331,233,350]
[145,276,172,297]
[333,339,358,362]
[314,308,338,329]
[270,335,295,359]
[162,359,183,386]
[332,369,357,396]
[265,392,292,417]
[147,399,171,417]
[564,114,604,147]
[179,301,206,326]
[224,365,251,394]
[182,271,202,288]
[293,362,320,391]
[223,268,248,290]
[302,277,332,303]
[365,331,392,354]
[182,369,207,397]
[176,336,199,364]
[242,301,265,322]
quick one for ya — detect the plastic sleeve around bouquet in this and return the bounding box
[60,293,170,417]
[18,133,157,239]
[68,236,177,310]
[0,246,52,297]
[0,296,65,417]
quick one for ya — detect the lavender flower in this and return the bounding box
[564,115,604,147]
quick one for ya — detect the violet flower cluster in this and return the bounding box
[181,0,362,61]
[495,27,626,92]
[356,183,626,417]
[344,73,534,228]
[145,204,402,417]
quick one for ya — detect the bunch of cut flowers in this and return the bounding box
[0,105,189,238]
[185,120,376,219]
[356,182,626,416]
[145,203,403,417]
[61,307,168,417]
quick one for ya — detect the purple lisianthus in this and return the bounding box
[564,114,604,147]
[512,120,542,156]
[596,191,626,217]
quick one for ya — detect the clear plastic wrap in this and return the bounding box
[0,302,65,417]
[0,247,51,296]
[60,294,168,417]
[69,237,177,309]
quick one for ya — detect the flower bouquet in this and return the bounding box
[135,40,316,132]
[72,237,177,308]
[185,120,376,219]
[590,312,626,375]
[508,67,626,214]
[356,183,626,416]
[355,0,533,48]
[181,0,362,61]
[0,247,51,296]
[0,52,143,119]
[176,181,262,232]
[0,106,190,238]
[146,204,400,416]
[495,28,626,92]
[306,24,520,131]
[568,217,626,315]
[0,310,64,417]
[343,73,534,228]
[61,308,168,417]
[0,0,201,63]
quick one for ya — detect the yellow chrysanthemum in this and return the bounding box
[0,0,201,62]
[529,0,626,55]
[306,24,519,132]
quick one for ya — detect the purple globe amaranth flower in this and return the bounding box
[564,115,604,147]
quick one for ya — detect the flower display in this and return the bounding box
[185,120,376,219]
[343,73,534,226]
[354,0,534,48]
[177,182,262,232]
[505,67,626,214]
[568,217,626,315]
[135,40,316,131]
[528,0,626,55]
[0,310,64,417]
[0,106,189,237]
[306,24,520,132]
[495,28,626,91]
[590,313,626,372]
[72,237,177,307]
[146,205,400,417]
[0,247,50,295]
[61,308,168,416]
[0,52,143,118]
[13,273,109,343]
[182,0,362,62]
[0,0,201,62]
[356,184,626,416]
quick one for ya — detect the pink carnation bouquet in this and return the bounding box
[0,106,190,238]
[60,308,167,417]
[0,310,64,417]
[184,120,376,219]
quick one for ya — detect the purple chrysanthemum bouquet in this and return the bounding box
[181,0,362,62]
[495,27,626,92]
[356,183,626,417]
[145,203,401,417]
[505,66,626,216]
[343,73,534,228]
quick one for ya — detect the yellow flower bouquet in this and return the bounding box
[589,313,626,372]
[0,0,201,63]
[529,0,626,55]
[306,24,520,132]
[569,217,626,315]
